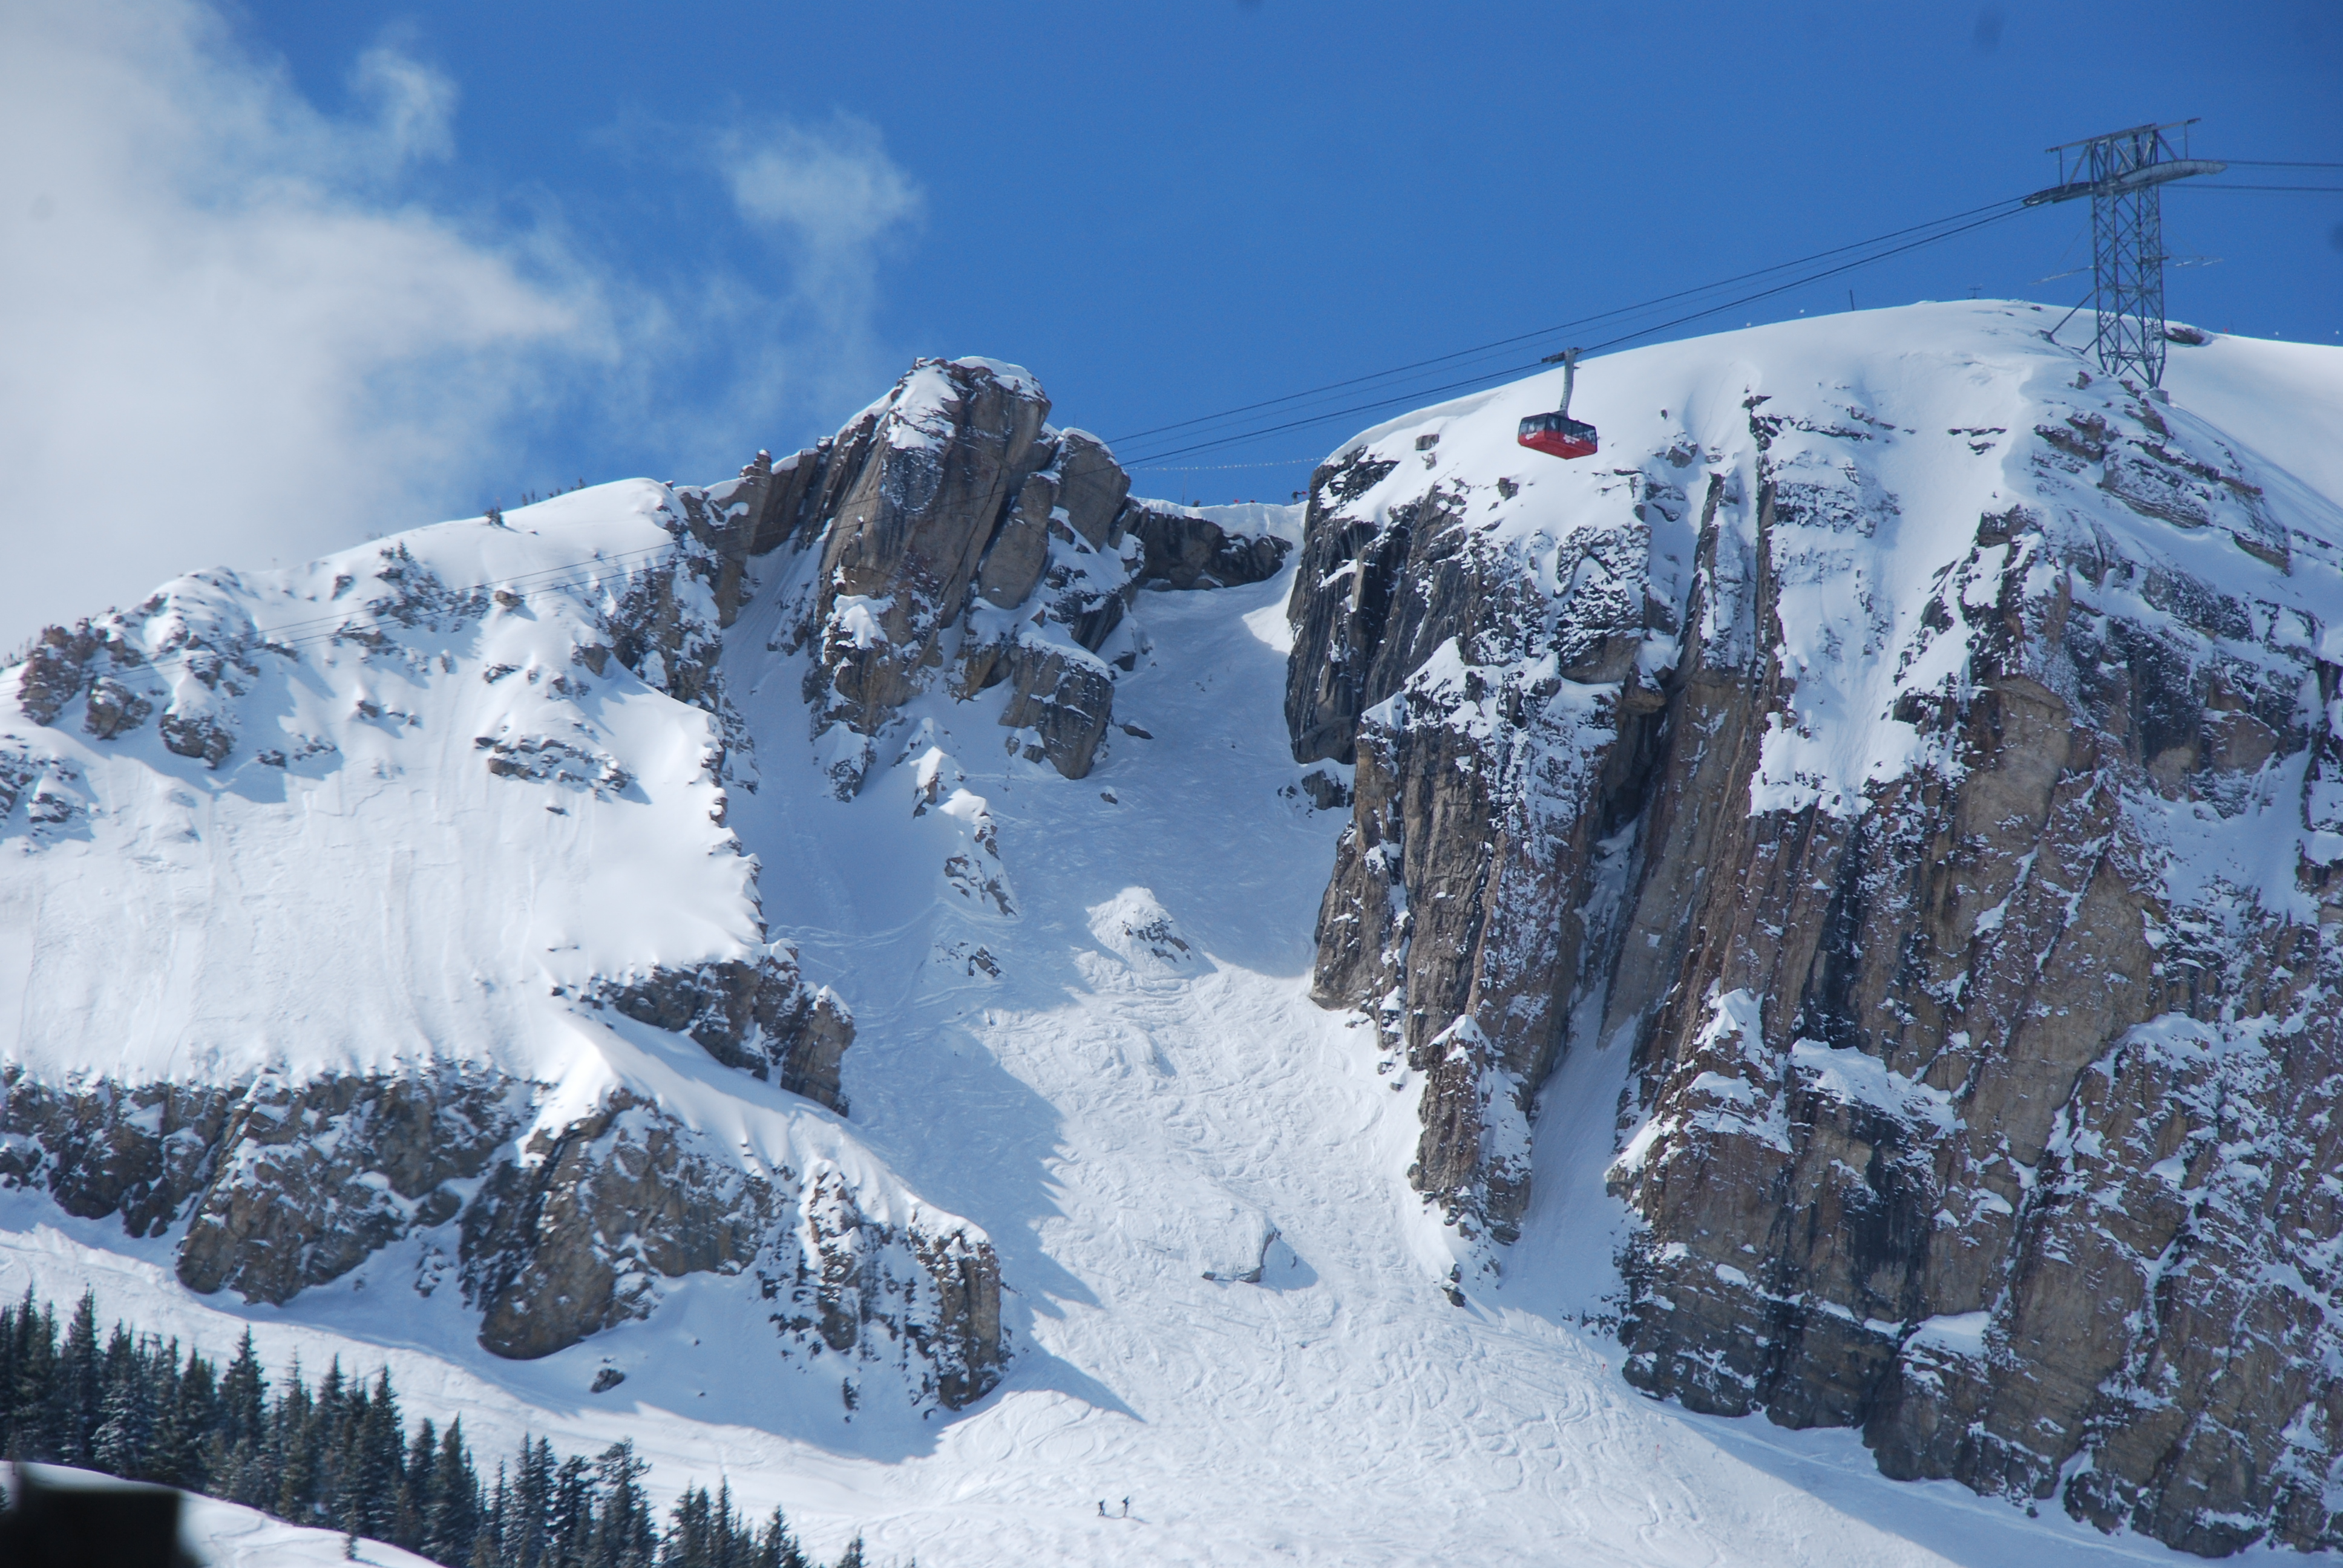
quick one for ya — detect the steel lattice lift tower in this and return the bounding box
[2025,120,2224,388]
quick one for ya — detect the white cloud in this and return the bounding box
[0,0,617,650]
[349,41,459,169]
[0,1,929,655]
[722,117,925,266]
[714,117,925,411]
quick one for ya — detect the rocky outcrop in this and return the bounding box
[0,1068,515,1294]
[176,1071,519,1302]
[11,623,131,728]
[5,498,764,803]
[0,1065,1003,1409]
[0,1072,241,1238]
[709,358,1289,795]
[1596,403,2343,1550]
[791,359,1058,786]
[9,609,243,761]
[1288,448,1657,1242]
[459,1090,1003,1406]
[1288,328,2343,1553]
[1126,501,1292,590]
[585,952,854,1113]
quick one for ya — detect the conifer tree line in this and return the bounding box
[0,1287,886,1567]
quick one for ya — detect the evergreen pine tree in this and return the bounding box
[470,1462,510,1568]
[831,1536,864,1568]
[585,1440,653,1568]
[318,1357,356,1527]
[145,1338,184,1486]
[709,1481,744,1568]
[519,1437,564,1568]
[345,1367,404,1541]
[551,1449,595,1567]
[153,1338,214,1491]
[0,1291,20,1458]
[659,1483,708,1568]
[273,1356,319,1524]
[425,1416,481,1566]
[214,1328,267,1506]
[2,1289,56,1460]
[221,1330,266,1448]
[56,1289,99,1464]
[396,1414,436,1548]
[90,1323,154,1478]
[754,1506,807,1568]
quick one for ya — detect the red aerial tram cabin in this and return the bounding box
[1518,345,1598,460]
[1516,410,1598,460]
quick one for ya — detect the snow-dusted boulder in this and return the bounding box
[1087,887,1199,973]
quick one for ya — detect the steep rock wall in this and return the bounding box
[0,1068,1004,1408]
[1287,309,2343,1552]
[738,357,1288,794]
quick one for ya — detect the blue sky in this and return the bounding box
[3,1,2338,639]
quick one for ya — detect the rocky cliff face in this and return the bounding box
[0,353,1288,1418]
[1286,305,2343,1553]
[738,357,1286,794]
[0,1063,999,1402]
[458,1088,1003,1406]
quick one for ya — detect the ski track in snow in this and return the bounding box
[4,307,2338,1565]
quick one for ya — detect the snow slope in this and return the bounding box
[5,1463,439,1567]
[1,305,2339,1564]
[0,483,752,1088]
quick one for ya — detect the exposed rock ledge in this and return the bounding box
[0,1066,1003,1408]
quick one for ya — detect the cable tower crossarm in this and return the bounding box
[2027,121,2225,388]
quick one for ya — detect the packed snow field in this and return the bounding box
[2,305,2339,1564]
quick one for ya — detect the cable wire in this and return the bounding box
[1116,157,2335,468]
[42,158,2327,688]
[1120,200,2031,468]
[1104,196,2030,449]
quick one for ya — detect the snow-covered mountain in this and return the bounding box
[1289,305,2343,1555]
[2,309,2341,1564]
